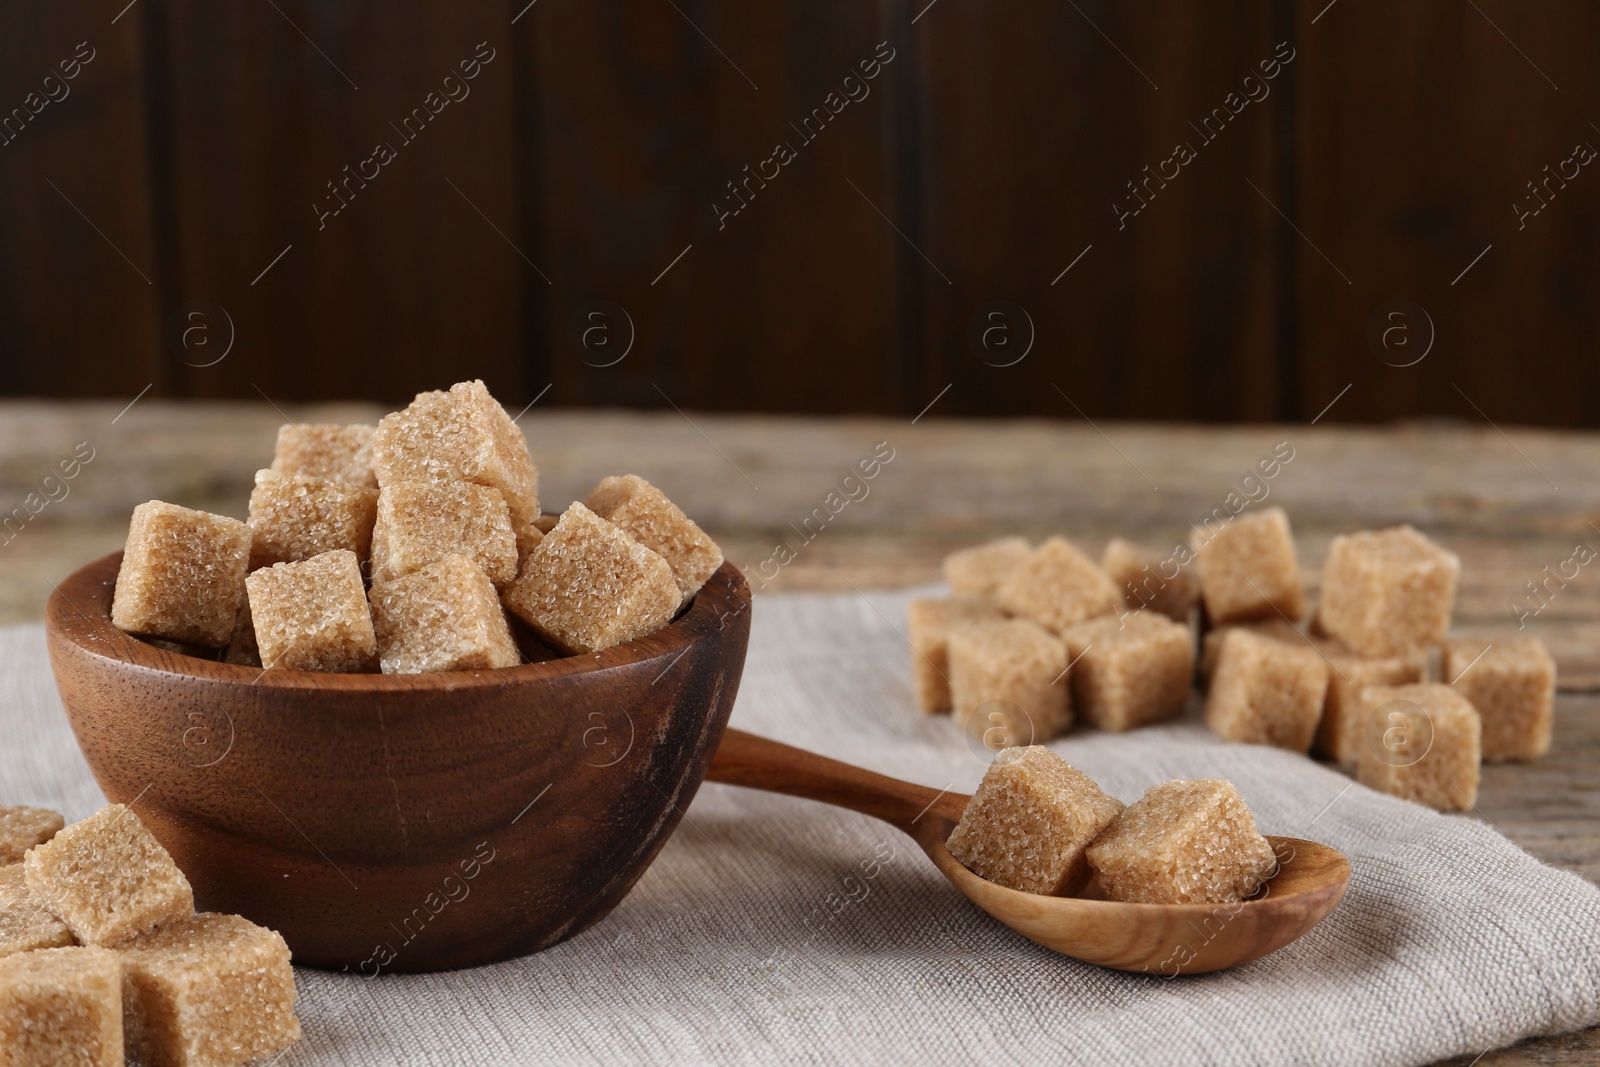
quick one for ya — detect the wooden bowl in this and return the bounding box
[45,551,752,973]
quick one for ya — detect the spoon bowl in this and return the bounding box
[710,729,1350,974]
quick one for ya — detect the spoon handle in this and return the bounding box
[708,727,965,833]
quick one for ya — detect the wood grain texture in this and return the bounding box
[5,3,1600,440]
[1293,0,1600,426]
[519,0,902,412]
[914,0,1284,421]
[156,0,526,405]
[0,2,164,398]
[710,728,1350,974]
[46,549,751,972]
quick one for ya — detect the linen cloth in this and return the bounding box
[3,588,1598,1067]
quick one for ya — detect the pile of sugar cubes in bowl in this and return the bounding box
[914,508,1553,904]
[107,379,724,673]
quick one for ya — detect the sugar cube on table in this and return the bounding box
[371,555,520,674]
[24,804,193,947]
[1198,619,1303,682]
[118,912,301,1067]
[1313,646,1425,765]
[370,480,518,589]
[247,470,378,570]
[371,381,542,557]
[1102,537,1200,622]
[906,597,1006,714]
[0,865,74,957]
[946,747,1123,895]
[112,501,251,648]
[1189,506,1305,624]
[944,536,1032,598]
[1204,628,1329,752]
[0,946,123,1066]
[502,502,680,654]
[1356,683,1481,811]
[1087,779,1278,904]
[0,806,63,865]
[1318,524,1460,656]
[1443,637,1555,762]
[246,550,377,673]
[947,618,1072,748]
[221,602,259,667]
[1061,612,1194,732]
[585,474,723,604]
[270,422,377,487]
[997,537,1120,634]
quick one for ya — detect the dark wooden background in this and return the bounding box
[0,0,1595,425]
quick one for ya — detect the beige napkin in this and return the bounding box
[3,588,1597,1066]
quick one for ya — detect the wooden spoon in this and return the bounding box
[709,728,1350,975]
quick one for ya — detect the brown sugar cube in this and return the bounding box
[1061,613,1194,732]
[0,807,64,866]
[270,422,376,488]
[24,804,194,947]
[907,597,1007,713]
[1190,507,1305,624]
[947,618,1072,747]
[221,602,260,668]
[246,550,377,672]
[370,480,518,589]
[1087,779,1278,904]
[1313,647,1425,765]
[371,381,542,557]
[1198,619,1304,682]
[112,501,250,648]
[0,946,123,1066]
[502,502,679,654]
[451,380,541,556]
[247,469,378,571]
[532,514,560,534]
[946,747,1122,895]
[371,555,520,674]
[1204,628,1329,752]
[1318,525,1460,656]
[997,537,1120,634]
[944,536,1032,597]
[1102,538,1200,622]
[1444,637,1555,762]
[1356,683,1481,811]
[585,474,724,603]
[118,912,301,1067]
[0,866,74,957]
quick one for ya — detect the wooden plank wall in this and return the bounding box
[0,1,1593,424]
[159,0,526,406]
[914,0,1283,422]
[1293,0,1600,428]
[522,0,901,413]
[0,1,164,399]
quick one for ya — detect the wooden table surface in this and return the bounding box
[1,401,1595,1065]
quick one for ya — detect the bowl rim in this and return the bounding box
[47,551,752,692]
